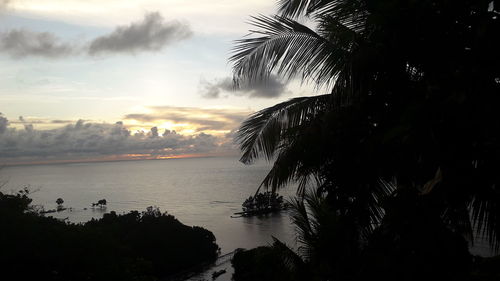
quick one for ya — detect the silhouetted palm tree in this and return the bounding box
[261,190,378,280]
[232,0,500,249]
[289,189,362,279]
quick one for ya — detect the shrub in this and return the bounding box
[0,191,219,281]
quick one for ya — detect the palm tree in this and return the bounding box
[233,190,360,281]
[288,189,362,280]
[231,0,500,250]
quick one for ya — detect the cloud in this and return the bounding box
[0,113,8,134]
[0,12,191,59]
[7,116,75,127]
[200,75,290,99]
[50,119,74,124]
[0,0,9,10]
[124,106,252,133]
[88,12,192,55]
[0,117,229,162]
[0,29,75,58]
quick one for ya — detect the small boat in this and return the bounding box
[211,269,226,280]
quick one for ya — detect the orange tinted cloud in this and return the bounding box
[124,105,252,135]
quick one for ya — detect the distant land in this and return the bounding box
[0,151,239,167]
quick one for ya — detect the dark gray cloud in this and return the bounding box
[124,106,251,132]
[150,126,159,138]
[0,12,191,59]
[200,75,290,99]
[51,119,74,124]
[88,12,192,55]
[0,29,75,58]
[0,118,225,161]
[0,113,8,134]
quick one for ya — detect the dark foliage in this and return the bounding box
[232,0,500,251]
[0,190,219,281]
[232,191,500,281]
[231,0,500,279]
[470,256,500,280]
[360,188,473,281]
[231,242,307,281]
[242,191,284,212]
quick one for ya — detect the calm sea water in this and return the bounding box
[1,157,493,280]
[0,157,296,256]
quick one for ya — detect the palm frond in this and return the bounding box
[470,192,500,251]
[442,204,474,243]
[259,150,306,193]
[278,0,367,31]
[288,194,317,260]
[270,236,307,273]
[289,189,362,262]
[316,14,362,44]
[260,135,321,193]
[230,15,352,90]
[365,178,397,233]
[236,94,331,164]
[277,0,344,18]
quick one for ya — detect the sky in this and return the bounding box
[0,0,317,165]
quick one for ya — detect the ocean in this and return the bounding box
[0,157,296,256]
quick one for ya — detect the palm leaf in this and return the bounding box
[278,0,348,18]
[236,94,331,164]
[288,194,317,260]
[270,236,308,274]
[442,204,474,243]
[260,125,323,193]
[278,0,367,31]
[230,15,352,90]
[366,178,397,233]
[470,192,500,251]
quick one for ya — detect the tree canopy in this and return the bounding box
[232,0,500,255]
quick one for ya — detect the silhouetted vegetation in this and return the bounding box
[56,197,64,206]
[92,198,107,209]
[231,0,500,280]
[211,268,227,280]
[237,191,285,216]
[232,247,295,281]
[232,191,500,281]
[56,197,66,211]
[0,189,219,281]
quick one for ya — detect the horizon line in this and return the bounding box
[0,152,240,168]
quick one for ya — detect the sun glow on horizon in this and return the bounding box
[2,152,232,167]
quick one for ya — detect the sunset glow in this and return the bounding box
[0,0,314,165]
